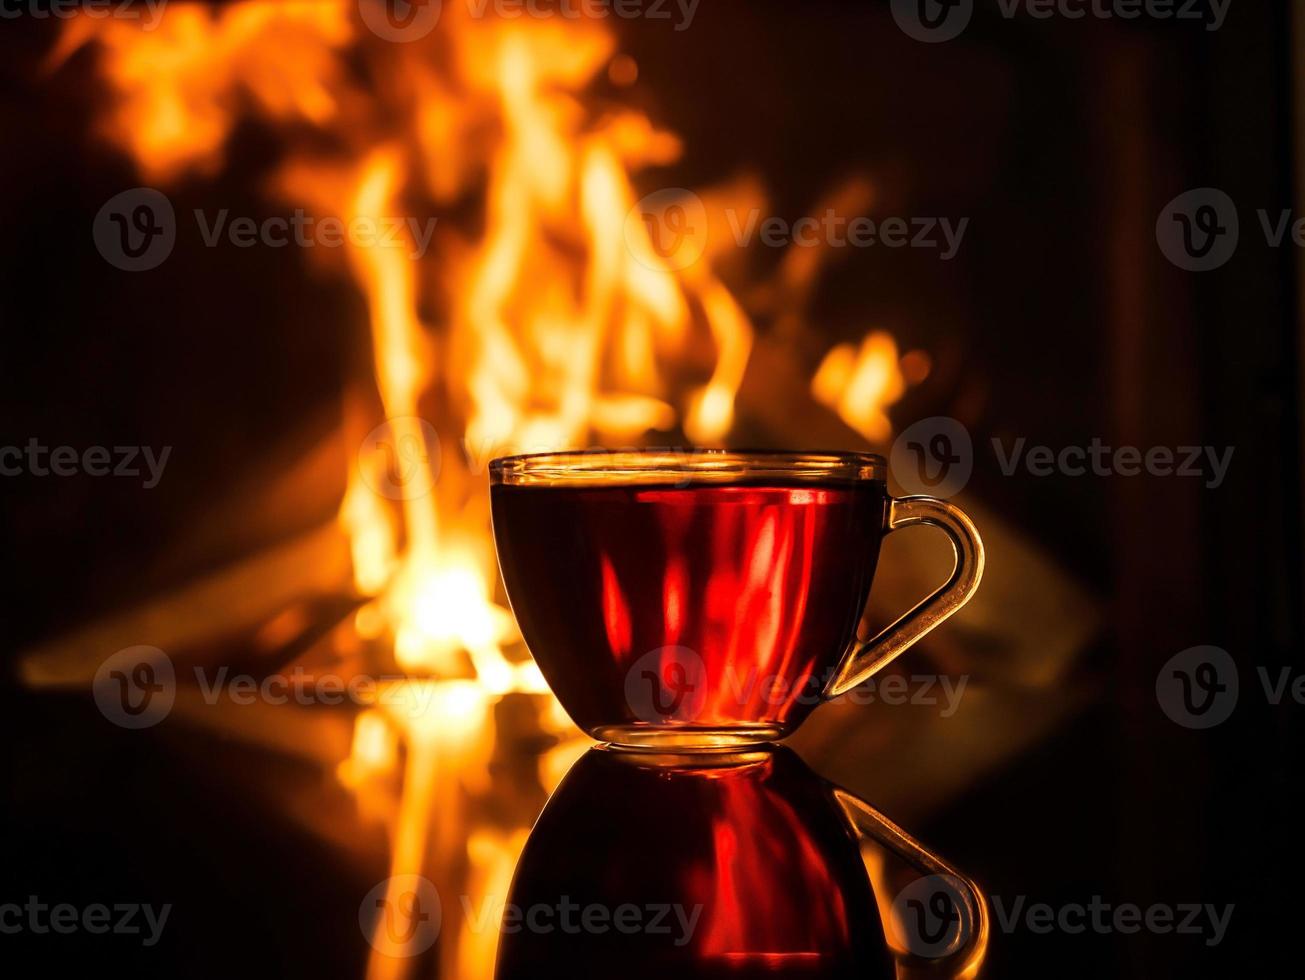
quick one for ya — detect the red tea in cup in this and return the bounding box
[491,451,982,749]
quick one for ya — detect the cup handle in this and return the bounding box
[834,788,990,979]
[825,495,984,700]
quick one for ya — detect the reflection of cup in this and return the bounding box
[490,450,984,748]
[495,746,987,979]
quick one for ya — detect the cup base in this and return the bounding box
[591,724,789,751]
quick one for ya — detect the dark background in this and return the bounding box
[2,1,1301,977]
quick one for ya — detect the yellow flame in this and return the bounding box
[63,7,927,974]
[338,708,399,787]
[812,330,910,444]
[50,3,352,181]
[458,828,532,978]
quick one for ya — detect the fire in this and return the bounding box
[813,330,928,444]
[48,3,354,181]
[58,3,924,976]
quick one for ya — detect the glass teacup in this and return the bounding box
[496,746,988,978]
[490,450,983,749]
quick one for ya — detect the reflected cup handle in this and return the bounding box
[834,788,990,979]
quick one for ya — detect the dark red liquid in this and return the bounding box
[491,480,888,738]
[494,746,894,979]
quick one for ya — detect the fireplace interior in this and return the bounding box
[1,2,1300,978]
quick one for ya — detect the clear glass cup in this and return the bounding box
[490,449,984,749]
[496,745,989,979]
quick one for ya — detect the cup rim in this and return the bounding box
[489,448,886,486]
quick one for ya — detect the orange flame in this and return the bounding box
[812,330,921,443]
[61,5,920,975]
